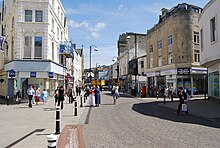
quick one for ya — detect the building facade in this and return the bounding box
[0,0,72,99]
[117,32,147,93]
[146,3,207,96]
[199,0,220,99]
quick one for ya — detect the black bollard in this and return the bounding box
[163,95,166,104]
[74,101,77,116]
[55,106,60,134]
[171,94,173,102]
[84,96,86,103]
[80,96,83,107]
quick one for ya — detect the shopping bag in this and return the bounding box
[182,104,187,112]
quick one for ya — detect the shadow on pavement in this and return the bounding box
[132,101,220,129]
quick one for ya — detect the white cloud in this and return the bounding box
[65,8,81,14]
[91,32,100,38]
[118,4,124,10]
[68,19,106,38]
[89,22,106,32]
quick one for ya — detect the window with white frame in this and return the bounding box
[25,10,32,22]
[158,56,162,66]
[34,36,42,59]
[194,32,199,44]
[168,35,172,45]
[194,49,200,62]
[24,36,32,58]
[35,10,43,22]
[210,17,217,42]
[168,52,173,64]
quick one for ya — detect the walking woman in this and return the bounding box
[94,85,101,107]
[175,87,188,115]
[58,86,65,110]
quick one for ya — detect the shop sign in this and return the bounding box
[48,72,54,78]
[8,70,16,78]
[177,68,190,75]
[30,72,36,78]
[147,72,155,77]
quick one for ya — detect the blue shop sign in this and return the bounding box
[8,70,16,77]
[48,72,54,78]
[30,72,36,78]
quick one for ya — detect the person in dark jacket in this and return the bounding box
[58,86,65,110]
[16,89,22,104]
[175,87,188,115]
[94,85,101,107]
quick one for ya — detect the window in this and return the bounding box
[209,71,219,98]
[57,27,59,39]
[24,36,32,58]
[25,10,32,22]
[150,45,153,53]
[58,6,60,19]
[61,32,63,41]
[194,32,199,44]
[52,19,54,31]
[168,52,173,64]
[34,36,42,58]
[12,16,14,29]
[52,42,54,61]
[150,58,153,68]
[210,17,216,42]
[35,10,43,22]
[52,0,54,7]
[61,12,63,24]
[194,49,200,62]
[158,56,162,66]
[168,35,173,45]
[141,61,144,68]
[158,40,162,49]
[200,29,203,49]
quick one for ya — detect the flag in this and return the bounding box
[0,36,5,52]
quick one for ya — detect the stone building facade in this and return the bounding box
[146,3,207,96]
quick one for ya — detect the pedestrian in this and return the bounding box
[112,83,119,105]
[67,88,73,104]
[88,86,95,107]
[84,85,90,97]
[76,85,79,96]
[78,86,81,96]
[32,86,36,104]
[35,88,41,105]
[175,87,188,115]
[94,85,101,106]
[99,84,103,92]
[58,85,65,110]
[42,89,48,104]
[16,89,22,104]
[27,85,35,108]
[54,86,59,107]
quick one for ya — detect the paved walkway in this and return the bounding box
[0,94,89,148]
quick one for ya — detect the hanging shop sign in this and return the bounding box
[30,72,36,78]
[8,70,16,78]
[48,72,54,78]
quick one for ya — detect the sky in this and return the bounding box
[62,0,210,69]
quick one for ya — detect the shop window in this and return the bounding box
[209,71,219,98]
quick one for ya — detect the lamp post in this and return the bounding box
[126,34,137,97]
[89,45,98,83]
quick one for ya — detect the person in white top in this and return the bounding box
[112,83,119,105]
[27,85,35,108]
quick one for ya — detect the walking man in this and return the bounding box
[27,85,35,108]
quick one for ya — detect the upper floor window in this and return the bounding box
[58,6,60,19]
[158,56,162,67]
[140,61,144,68]
[24,36,32,58]
[168,35,172,45]
[210,17,217,42]
[150,45,153,53]
[194,32,199,44]
[25,10,32,22]
[34,36,42,59]
[61,12,63,24]
[12,16,14,29]
[35,10,43,22]
[168,52,173,64]
[57,27,59,39]
[52,19,54,31]
[194,49,200,63]
[52,0,54,7]
[158,40,162,49]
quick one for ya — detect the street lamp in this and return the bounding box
[126,34,138,97]
[89,45,98,83]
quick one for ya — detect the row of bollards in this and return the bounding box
[48,95,88,147]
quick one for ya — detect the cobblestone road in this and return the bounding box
[83,92,220,148]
